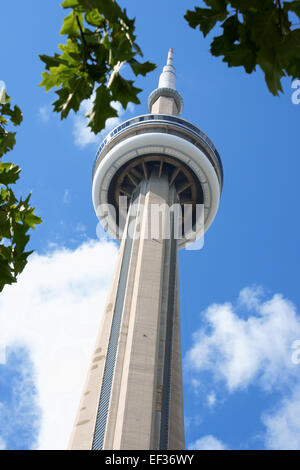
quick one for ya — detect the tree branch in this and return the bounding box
[76,15,89,69]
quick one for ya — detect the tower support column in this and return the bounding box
[68,171,185,450]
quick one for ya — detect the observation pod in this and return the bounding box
[69,49,223,451]
[92,113,223,248]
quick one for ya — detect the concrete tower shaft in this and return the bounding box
[69,172,185,450]
[68,50,223,450]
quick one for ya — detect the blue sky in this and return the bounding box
[1,0,300,450]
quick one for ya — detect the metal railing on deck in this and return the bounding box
[92,114,223,186]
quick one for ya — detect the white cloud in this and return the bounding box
[75,222,86,233]
[0,347,40,449]
[73,96,101,148]
[206,392,217,408]
[184,413,203,431]
[0,239,118,449]
[38,105,51,123]
[185,288,300,392]
[189,434,228,450]
[72,96,128,148]
[185,287,300,450]
[63,189,70,204]
[262,386,300,450]
[190,378,201,393]
[238,285,264,310]
[127,102,135,113]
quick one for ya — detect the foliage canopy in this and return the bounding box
[39,0,156,134]
[0,94,41,292]
[185,0,300,95]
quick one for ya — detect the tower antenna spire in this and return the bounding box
[158,48,176,90]
[148,48,183,115]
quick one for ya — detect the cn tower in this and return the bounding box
[68,49,223,450]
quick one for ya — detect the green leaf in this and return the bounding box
[0,130,16,157]
[62,0,122,22]
[230,0,274,12]
[257,52,285,95]
[246,9,281,48]
[277,29,300,80]
[221,14,240,44]
[0,185,17,206]
[85,9,104,26]
[39,54,69,70]
[13,250,33,276]
[87,62,107,81]
[0,258,15,291]
[204,0,228,10]
[185,6,228,37]
[40,71,60,92]
[61,0,81,8]
[86,84,118,134]
[53,76,94,118]
[283,1,300,18]
[226,44,257,73]
[0,162,21,185]
[0,246,12,263]
[9,105,23,126]
[24,210,42,229]
[0,101,23,126]
[12,222,30,253]
[110,73,141,109]
[128,58,156,76]
[60,11,83,36]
